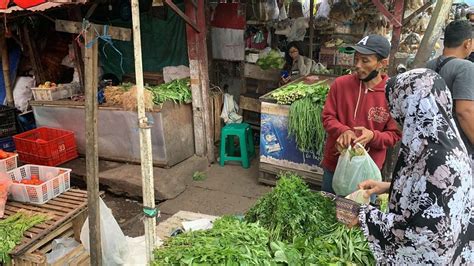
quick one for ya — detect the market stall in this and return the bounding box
[258,75,335,187]
[31,100,194,167]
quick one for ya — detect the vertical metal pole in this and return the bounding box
[84,27,102,266]
[0,34,13,107]
[130,0,157,262]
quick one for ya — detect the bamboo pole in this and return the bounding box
[0,34,14,107]
[309,0,314,59]
[412,0,453,68]
[130,0,157,261]
[84,27,102,265]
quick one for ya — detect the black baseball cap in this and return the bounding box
[349,34,391,58]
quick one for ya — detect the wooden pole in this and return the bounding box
[21,24,47,84]
[388,0,405,75]
[412,0,453,68]
[0,34,14,107]
[309,0,314,59]
[197,0,214,163]
[130,0,157,261]
[185,2,206,157]
[84,27,102,266]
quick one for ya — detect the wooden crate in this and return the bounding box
[259,162,323,190]
[1,189,91,266]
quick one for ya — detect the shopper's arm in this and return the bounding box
[456,100,474,145]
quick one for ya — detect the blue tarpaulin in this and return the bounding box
[0,45,21,104]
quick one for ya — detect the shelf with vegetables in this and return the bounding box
[258,75,335,186]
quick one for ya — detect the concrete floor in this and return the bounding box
[66,156,271,237]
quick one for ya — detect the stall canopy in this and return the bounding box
[0,0,85,13]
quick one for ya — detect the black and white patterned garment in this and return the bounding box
[358,69,473,265]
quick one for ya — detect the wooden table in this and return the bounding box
[2,189,91,266]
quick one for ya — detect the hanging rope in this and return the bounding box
[81,19,126,74]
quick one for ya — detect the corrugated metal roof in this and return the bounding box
[0,1,81,14]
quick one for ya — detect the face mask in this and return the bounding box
[360,69,379,82]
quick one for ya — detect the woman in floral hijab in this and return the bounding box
[358,68,473,264]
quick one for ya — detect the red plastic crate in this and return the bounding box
[13,127,78,166]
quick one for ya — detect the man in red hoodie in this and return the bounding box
[321,34,401,194]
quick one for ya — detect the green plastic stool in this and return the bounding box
[219,123,256,168]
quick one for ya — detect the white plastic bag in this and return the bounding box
[315,0,331,19]
[46,238,79,264]
[80,198,128,265]
[332,144,382,196]
[13,76,34,113]
[220,93,242,124]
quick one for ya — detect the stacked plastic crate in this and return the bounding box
[0,125,78,204]
[0,105,18,152]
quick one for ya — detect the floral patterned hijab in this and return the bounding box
[359,68,473,265]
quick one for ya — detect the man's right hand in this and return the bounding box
[358,180,391,197]
[336,130,356,149]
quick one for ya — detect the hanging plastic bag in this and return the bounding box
[332,143,382,196]
[80,198,128,266]
[265,0,279,20]
[0,173,12,218]
[315,0,331,19]
[220,93,242,124]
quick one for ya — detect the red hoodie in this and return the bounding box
[321,74,401,172]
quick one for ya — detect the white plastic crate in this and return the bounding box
[8,164,71,204]
[0,154,17,173]
[31,84,78,101]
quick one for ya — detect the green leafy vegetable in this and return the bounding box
[146,78,192,106]
[245,172,337,242]
[0,211,49,264]
[153,216,274,265]
[256,49,286,70]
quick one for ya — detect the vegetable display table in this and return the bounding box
[30,100,194,167]
[258,75,336,188]
[2,189,90,265]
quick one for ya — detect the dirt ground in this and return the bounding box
[69,156,271,237]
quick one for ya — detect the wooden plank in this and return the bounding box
[20,222,73,255]
[84,26,102,265]
[55,19,131,41]
[239,95,261,113]
[244,63,280,82]
[47,198,81,209]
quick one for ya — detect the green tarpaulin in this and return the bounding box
[99,4,188,80]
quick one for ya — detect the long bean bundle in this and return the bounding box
[286,82,329,156]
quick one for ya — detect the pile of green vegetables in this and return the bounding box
[146,78,192,106]
[256,49,286,70]
[270,80,330,155]
[153,173,376,265]
[1,211,48,263]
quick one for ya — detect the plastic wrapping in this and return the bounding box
[0,173,12,218]
[80,198,128,266]
[46,238,80,264]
